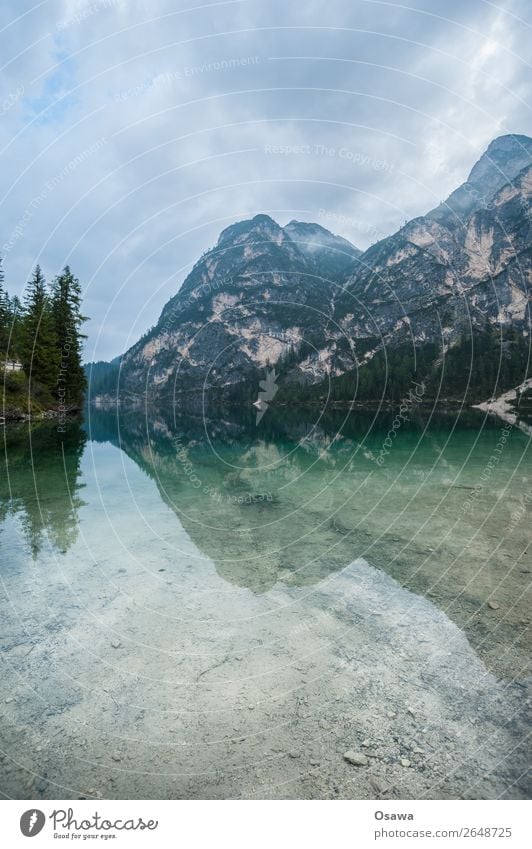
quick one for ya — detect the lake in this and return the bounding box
[0,405,530,799]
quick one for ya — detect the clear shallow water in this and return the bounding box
[0,407,530,799]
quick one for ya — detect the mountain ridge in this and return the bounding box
[87,134,531,404]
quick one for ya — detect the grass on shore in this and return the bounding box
[1,369,56,420]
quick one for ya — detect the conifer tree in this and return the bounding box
[51,266,87,404]
[21,265,59,391]
[0,258,9,357]
[9,295,23,360]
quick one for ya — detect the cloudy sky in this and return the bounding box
[1,0,531,360]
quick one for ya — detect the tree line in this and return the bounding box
[0,259,87,407]
[288,327,530,404]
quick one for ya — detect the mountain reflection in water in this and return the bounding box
[1,405,530,681]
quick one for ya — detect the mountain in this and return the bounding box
[112,215,361,396]
[88,134,531,404]
[428,133,532,225]
[334,133,532,359]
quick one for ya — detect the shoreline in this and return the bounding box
[1,405,82,424]
[89,395,477,411]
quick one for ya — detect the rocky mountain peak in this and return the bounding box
[468,133,532,188]
[217,214,285,248]
[428,133,532,226]
[283,220,361,282]
[284,220,360,254]
[285,220,333,236]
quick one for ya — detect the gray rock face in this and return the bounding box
[428,133,532,225]
[283,220,361,283]
[335,134,532,362]
[115,135,531,395]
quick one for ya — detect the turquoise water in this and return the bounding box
[0,407,530,799]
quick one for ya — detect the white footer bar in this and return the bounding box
[2,799,530,849]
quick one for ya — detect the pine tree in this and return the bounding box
[0,257,9,357]
[21,265,59,392]
[51,266,87,405]
[9,295,23,360]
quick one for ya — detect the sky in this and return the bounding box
[0,0,531,361]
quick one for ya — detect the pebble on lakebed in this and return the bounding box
[343,751,369,766]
